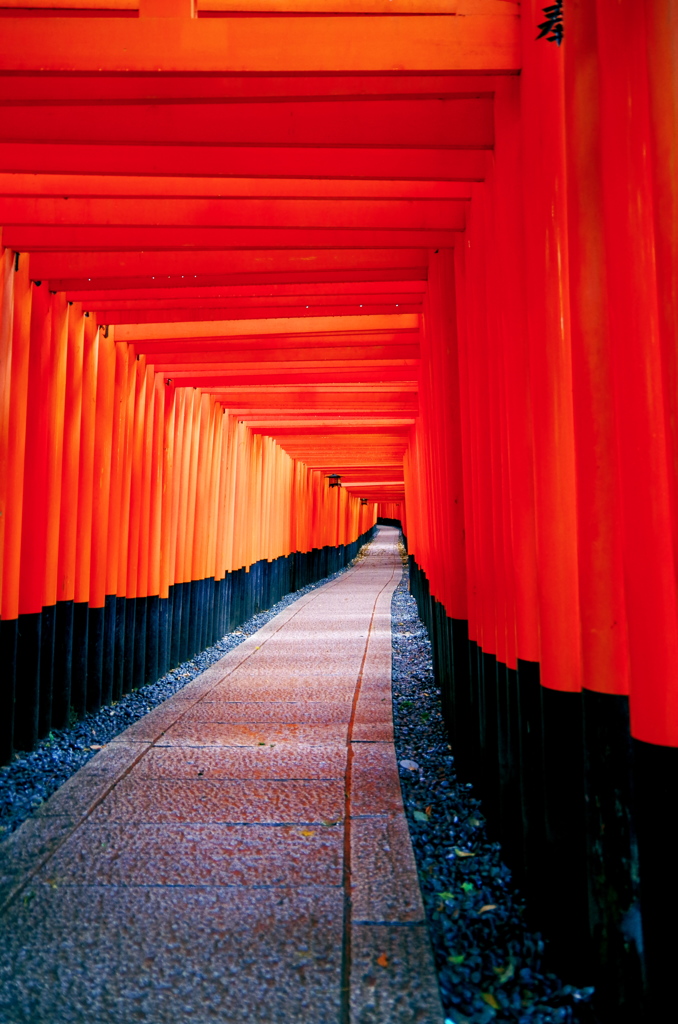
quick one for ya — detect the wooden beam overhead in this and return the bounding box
[0,13,519,73]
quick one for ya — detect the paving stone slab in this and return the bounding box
[37,821,343,888]
[130,744,347,780]
[77,741,152,777]
[0,885,344,1024]
[352,721,395,743]
[351,815,425,924]
[350,923,445,1024]
[130,741,348,778]
[160,720,349,746]
[88,777,345,824]
[209,682,357,702]
[0,815,77,910]
[350,741,404,817]
[180,700,354,724]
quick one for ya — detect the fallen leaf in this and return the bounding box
[413,810,429,822]
[424,805,433,816]
[468,817,482,826]
[89,744,103,750]
[461,882,475,893]
[481,993,500,1010]
[399,759,419,771]
[439,891,455,902]
[447,954,465,965]
[257,742,266,746]
[454,847,475,858]
[376,953,389,968]
[494,961,515,984]
[479,904,497,913]
[321,820,339,827]
[299,830,315,837]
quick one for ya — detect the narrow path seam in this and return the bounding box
[340,553,401,1024]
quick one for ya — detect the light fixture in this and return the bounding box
[327,474,341,488]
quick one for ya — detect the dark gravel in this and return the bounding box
[0,556,364,843]
[391,560,594,1024]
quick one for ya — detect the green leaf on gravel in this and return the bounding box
[413,810,429,822]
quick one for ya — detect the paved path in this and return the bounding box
[0,527,443,1024]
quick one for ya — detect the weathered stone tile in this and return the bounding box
[181,700,353,725]
[350,923,444,1024]
[38,821,344,888]
[33,771,116,820]
[110,705,187,743]
[88,777,344,825]
[130,744,346,780]
[209,683,355,703]
[0,815,77,910]
[160,721,349,747]
[77,741,152,778]
[353,699,392,726]
[0,885,344,1024]
[350,816,424,924]
[350,742,403,817]
[351,721,394,743]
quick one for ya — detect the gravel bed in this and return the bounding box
[391,561,594,1024]
[0,555,365,842]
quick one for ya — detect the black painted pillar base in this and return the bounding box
[71,601,89,718]
[101,595,116,707]
[52,600,73,730]
[583,690,643,1022]
[14,611,41,751]
[133,596,147,690]
[633,737,678,1020]
[538,687,592,983]
[86,605,104,713]
[38,603,56,738]
[112,595,126,700]
[0,618,18,762]
[145,594,159,685]
[516,659,547,906]
[122,597,136,695]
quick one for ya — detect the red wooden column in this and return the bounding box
[115,341,137,693]
[41,291,68,735]
[424,249,467,625]
[0,241,17,759]
[564,2,629,700]
[521,1,582,698]
[596,1,678,1012]
[88,325,116,710]
[52,303,84,726]
[16,280,52,750]
[596,3,676,744]
[106,333,130,700]
[492,79,541,673]
[520,0,586,978]
[562,5,640,1008]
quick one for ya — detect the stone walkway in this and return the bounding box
[0,527,443,1024]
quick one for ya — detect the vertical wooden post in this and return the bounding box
[16,280,52,750]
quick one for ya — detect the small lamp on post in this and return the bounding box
[360,498,368,506]
[327,474,341,488]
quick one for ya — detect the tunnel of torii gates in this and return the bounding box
[0,0,676,1019]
